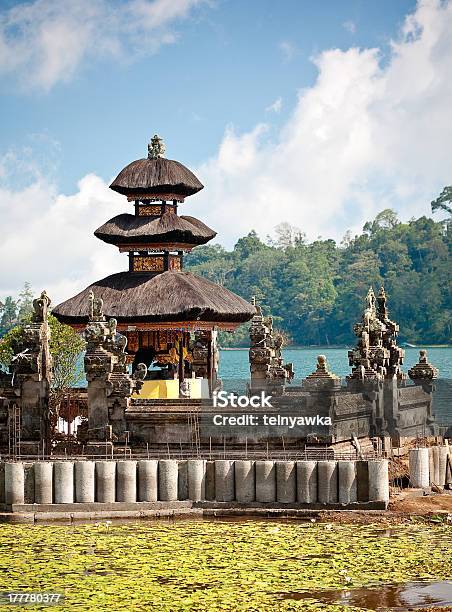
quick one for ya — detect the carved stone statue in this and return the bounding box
[88,290,105,322]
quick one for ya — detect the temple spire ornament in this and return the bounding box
[147,134,165,159]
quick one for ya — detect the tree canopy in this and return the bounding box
[185,210,451,346]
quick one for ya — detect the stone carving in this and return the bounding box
[148,134,166,159]
[83,294,146,448]
[348,286,405,381]
[303,355,341,391]
[249,298,294,393]
[408,349,438,381]
[32,290,51,323]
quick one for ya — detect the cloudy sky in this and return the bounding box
[0,0,451,304]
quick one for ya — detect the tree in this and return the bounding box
[431,186,452,216]
[17,282,34,321]
[0,315,86,432]
[0,296,17,336]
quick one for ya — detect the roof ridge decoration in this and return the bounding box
[148,134,165,160]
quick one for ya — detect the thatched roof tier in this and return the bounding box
[110,157,204,198]
[94,212,216,246]
[53,271,256,325]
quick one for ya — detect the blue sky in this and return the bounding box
[0,0,451,302]
[1,0,415,191]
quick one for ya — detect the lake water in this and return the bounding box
[220,347,452,426]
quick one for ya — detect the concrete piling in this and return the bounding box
[431,446,441,486]
[438,446,448,487]
[34,462,53,504]
[0,463,5,504]
[158,460,178,501]
[205,461,215,500]
[54,462,74,504]
[5,462,24,505]
[276,461,296,504]
[368,460,389,503]
[95,461,116,503]
[255,460,276,503]
[409,448,430,488]
[187,459,206,501]
[138,460,158,502]
[214,460,235,502]
[116,461,137,502]
[23,463,35,503]
[234,460,255,503]
[356,460,370,502]
[338,461,357,505]
[318,460,338,504]
[75,461,95,503]
[178,460,189,501]
[296,461,317,504]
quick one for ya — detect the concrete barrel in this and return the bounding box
[34,462,53,504]
[431,446,441,486]
[158,460,178,501]
[54,462,74,504]
[356,460,369,502]
[5,462,25,505]
[75,461,95,503]
[187,459,206,501]
[438,447,448,487]
[235,460,255,503]
[338,461,357,505]
[116,461,137,502]
[255,461,276,502]
[0,463,5,504]
[368,460,389,503]
[205,461,215,500]
[178,460,189,501]
[95,461,116,503]
[409,448,430,488]
[276,461,296,504]
[138,460,158,502]
[214,460,235,502]
[318,461,338,504]
[296,461,317,504]
[428,447,435,486]
[24,463,35,503]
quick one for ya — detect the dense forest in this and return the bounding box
[185,209,451,347]
[1,209,450,347]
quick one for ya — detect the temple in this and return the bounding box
[53,135,255,398]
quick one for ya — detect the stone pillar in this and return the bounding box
[95,461,116,503]
[5,462,24,505]
[338,461,357,505]
[138,460,158,502]
[187,459,206,501]
[214,460,234,502]
[34,462,53,504]
[75,461,95,503]
[234,460,255,503]
[255,460,276,502]
[178,460,189,501]
[54,462,74,503]
[368,460,389,503]
[276,461,296,504]
[296,461,317,504]
[318,460,338,504]
[158,460,178,501]
[116,461,137,502]
[409,448,430,488]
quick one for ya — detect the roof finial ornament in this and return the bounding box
[148,134,165,160]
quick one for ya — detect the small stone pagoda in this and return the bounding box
[53,135,255,397]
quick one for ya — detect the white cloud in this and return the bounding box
[279,40,298,62]
[343,20,356,34]
[266,97,282,113]
[0,158,125,304]
[0,0,207,90]
[189,0,452,247]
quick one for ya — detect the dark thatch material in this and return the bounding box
[53,271,256,324]
[110,157,204,197]
[94,212,216,246]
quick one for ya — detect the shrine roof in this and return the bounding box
[110,157,204,198]
[94,211,216,246]
[53,271,256,325]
